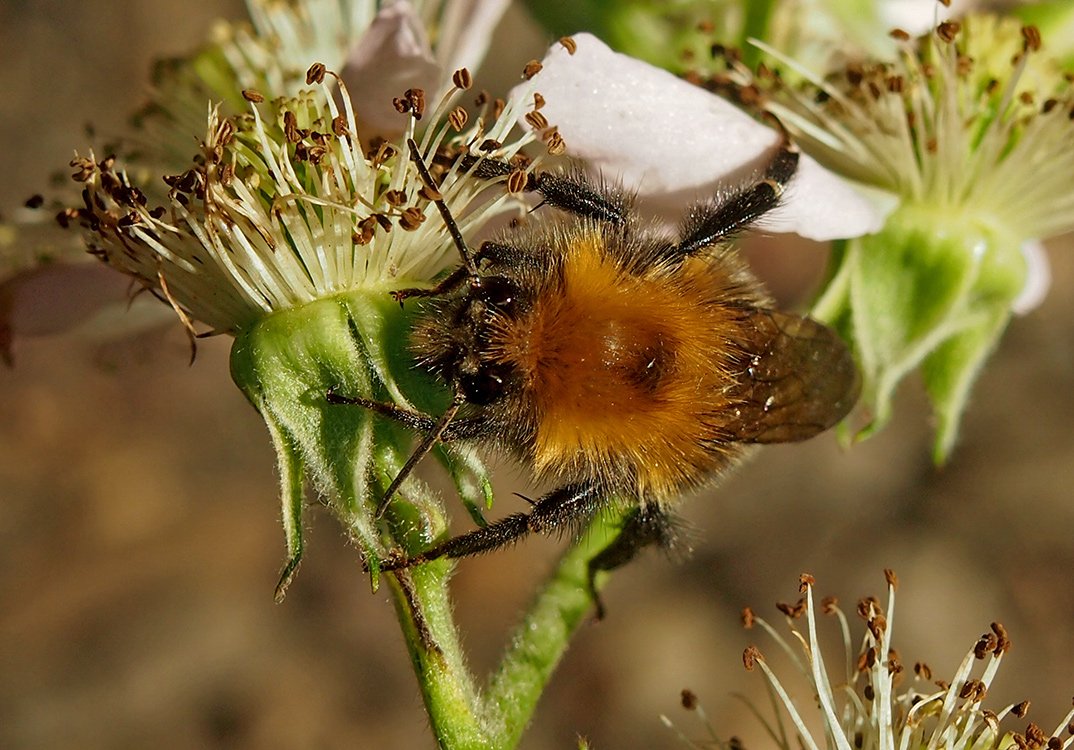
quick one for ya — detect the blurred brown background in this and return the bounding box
[2,3,1073,748]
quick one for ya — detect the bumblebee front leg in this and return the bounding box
[390,265,470,305]
[378,482,604,569]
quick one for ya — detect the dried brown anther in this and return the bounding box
[525,111,550,131]
[742,645,762,671]
[545,131,566,155]
[306,62,327,85]
[283,111,302,143]
[452,68,473,90]
[937,21,961,43]
[1022,26,1042,53]
[506,169,528,195]
[448,106,469,132]
[398,207,426,231]
[418,184,442,202]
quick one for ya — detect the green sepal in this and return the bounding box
[228,290,485,596]
[813,206,1026,459]
[921,307,1009,463]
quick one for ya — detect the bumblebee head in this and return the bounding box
[411,270,527,407]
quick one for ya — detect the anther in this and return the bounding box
[305,62,327,84]
[449,106,468,132]
[452,67,473,90]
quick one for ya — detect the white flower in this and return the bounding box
[514,33,895,242]
[1,0,514,356]
[749,15,1074,312]
[69,68,535,336]
[341,0,510,133]
[666,573,1074,750]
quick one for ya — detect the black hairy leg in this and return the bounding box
[325,388,487,442]
[460,152,627,225]
[377,482,605,571]
[675,136,800,256]
[586,502,678,620]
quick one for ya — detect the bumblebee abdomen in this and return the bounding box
[492,232,758,498]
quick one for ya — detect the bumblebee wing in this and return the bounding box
[725,310,860,444]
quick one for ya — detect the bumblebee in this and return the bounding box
[330,136,859,614]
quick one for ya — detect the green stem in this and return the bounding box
[385,510,624,749]
[386,560,490,748]
[484,513,624,748]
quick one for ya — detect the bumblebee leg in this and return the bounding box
[378,482,604,570]
[325,389,486,441]
[529,172,627,225]
[390,265,470,305]
[461,153,627,225]
[326,389,436,429]
[586,502,677,620]
[675,138,800,256]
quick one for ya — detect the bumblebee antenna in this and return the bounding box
[407,138,478,276]
[374,389,465,520]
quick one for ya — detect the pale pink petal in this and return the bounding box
[1012,239,1051,315]
[518,33,892,241]
[434,0,512,99]
[341,1,440,134]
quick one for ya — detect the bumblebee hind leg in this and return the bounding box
[379,482,604,567]
[587,502,679,620]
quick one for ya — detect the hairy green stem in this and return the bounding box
[386,511,624,749]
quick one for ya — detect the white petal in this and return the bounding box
[1012,238,1051,315]
[433,0,512,99]
[341,1,440,134]
[518,33,892,241]
[878,0,965,37]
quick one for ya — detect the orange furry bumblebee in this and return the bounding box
[329,137,859,613]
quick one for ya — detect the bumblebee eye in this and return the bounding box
[459,364,512,405]
[475,275,519,312]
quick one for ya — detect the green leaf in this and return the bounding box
[228,291,468,584]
